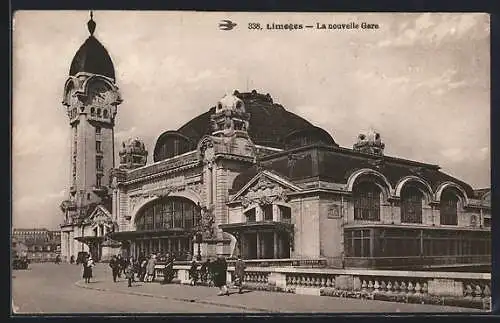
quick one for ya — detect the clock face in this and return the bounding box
[88,82,115,106]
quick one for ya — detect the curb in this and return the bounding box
[74,280,275,313]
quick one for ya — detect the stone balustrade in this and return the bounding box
[153,264,490,310]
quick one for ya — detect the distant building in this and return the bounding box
[12,238,28,258]
[12,228,61,262]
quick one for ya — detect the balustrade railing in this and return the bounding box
[149,264,490,310]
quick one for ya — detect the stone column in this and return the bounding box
[168,239,172,252]
[256,206,263,222]
[274,232,279,259]
[256,232,261,259]
[272,204,279,222]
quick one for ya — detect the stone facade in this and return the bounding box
[59,15,490,270]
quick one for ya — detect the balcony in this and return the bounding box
[92,186,107,194]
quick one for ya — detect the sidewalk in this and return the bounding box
[76,264,483,313]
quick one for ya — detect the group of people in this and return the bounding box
[109,253,176,287]
[188,255,246,295]
[84,251,247,295]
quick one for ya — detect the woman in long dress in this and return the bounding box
[214,256,229,296]
[145,255,157,282]
[82,255,94,283]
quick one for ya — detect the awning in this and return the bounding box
[108,229,192,241]
[74,236,105,244]
[220,221,293,234]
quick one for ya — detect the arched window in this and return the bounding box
[97,108,101,117]
[353,182,381,221]
[135,197,200,231]
[440,190,458,225]
[103,109,108,118]
[401,186,423,223]
[91,107,95,116]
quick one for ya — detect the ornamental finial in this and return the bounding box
[87,11,96,36]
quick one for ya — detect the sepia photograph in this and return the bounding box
[11,11,491,314]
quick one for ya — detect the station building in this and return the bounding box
[60,14,491,270]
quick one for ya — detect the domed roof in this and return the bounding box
[176,90,336,149]
[69,15,115,79]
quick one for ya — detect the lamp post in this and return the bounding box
[195,232,202,261]
[194,210,203,261]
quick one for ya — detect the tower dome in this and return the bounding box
[69,12,116,80]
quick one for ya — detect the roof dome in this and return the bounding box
[69,14,115,79]
[175,90,337,150]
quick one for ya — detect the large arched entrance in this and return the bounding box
[112,196,201,260]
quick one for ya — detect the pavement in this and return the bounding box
[12,263,485,314]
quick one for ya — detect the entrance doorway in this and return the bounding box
[245,233,257,259]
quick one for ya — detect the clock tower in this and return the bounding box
[60,12,122,261]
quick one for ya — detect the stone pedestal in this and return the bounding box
[428,279,464,297]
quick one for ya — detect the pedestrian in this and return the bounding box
[125,257,135,287]
[214,255,229,296]
[188,260,199,286]
[234,255,246,294]
[109,255,119,282]
[70,255,75,264]
[200,259,208,285]
[116,254,123,278]
[140,257,147,282]
[145,254,157,283]
[83,255,94,284]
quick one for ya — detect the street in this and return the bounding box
[12,263,484,314]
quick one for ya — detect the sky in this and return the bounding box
[12,11,490,230]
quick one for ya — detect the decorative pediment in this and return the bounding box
[230,170,301,207]
[86,205,114,229]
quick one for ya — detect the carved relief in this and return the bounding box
[199,138,216,165]
[240,176,289,208]
[328,204,341,219]
[199,205,216,239]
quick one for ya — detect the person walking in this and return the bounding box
[116,254,123,278]
[140,257,147,282]
[188,260,199,286]
[83,255,94,284]
[214,255,229,296]
[145,254,157,283]
[109,255,119,282]
[125,257,135,287]
[234,255,246,294]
